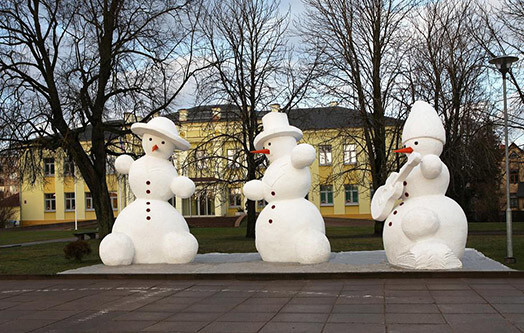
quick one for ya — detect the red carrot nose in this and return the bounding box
[152,144,159,152]
[250,149,270,154]
[394,147,413,154]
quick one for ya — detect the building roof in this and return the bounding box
[167,104,398,130]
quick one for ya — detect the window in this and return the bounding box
[257,199,267,209]
[227,149,240,168]
[319,145,332,166]
[65,192,75,211]
[106,156,116,174]
[229,188,242,207]
[85,192,94,211]
[110,192,118,210]
[63,158,74,176]
[510,169,519,184]
[345,185,359,205]
[320,185,333,206]
[44,158,55,176]
[182,194,215,216]
[196,150,207,169]
[44,193,56,211]
[343,144,357,165]
[509,152,519,159]
[510,196,518,209]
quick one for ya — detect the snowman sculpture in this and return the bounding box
[243,111,331,264]
[99,117,198,265]
[371,101,467,269]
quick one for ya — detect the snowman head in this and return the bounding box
[251,111,302,163]
[259,135,297,163]
[142,133,177,159]
[396,101,445,157]
[131,117,190,159]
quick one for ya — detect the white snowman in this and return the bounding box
[243,111,331,264]
[99,117,198,265]
[371,101,467,269]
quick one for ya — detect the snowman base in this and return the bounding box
[64,249,512,274]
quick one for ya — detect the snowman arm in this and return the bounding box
[291,144,316,169]
[243,180,266,201]
[115,155,134,175]
[420,154,443,179]
[170,176,195,199]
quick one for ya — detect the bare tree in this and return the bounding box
[300,0,417,234]
[192,0,318,238]
[0,0,205,235]
[405,0,503,219]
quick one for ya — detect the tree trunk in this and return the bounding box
[245,150,257,239]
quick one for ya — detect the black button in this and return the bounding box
[146,216,151,220]
[146,208,151,212]
[146,202,150,205]
[146,181,151,185]
[146,190,151,194]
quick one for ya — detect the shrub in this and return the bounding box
[64,240,92,261]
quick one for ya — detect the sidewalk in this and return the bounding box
[0,277,522,332]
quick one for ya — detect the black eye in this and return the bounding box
[149,138,152,141]
[161,141,165,145]
[268,142,271,146]
[414,141,418,145]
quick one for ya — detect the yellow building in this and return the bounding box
[20,104,394,225]
[169,104,396,220]
[501,143,524,221]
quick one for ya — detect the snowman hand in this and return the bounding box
[243,180,265,201]
[291,144,316,169]
[115,155,134,174]
[420,154,442,179]
[170,176,195,198]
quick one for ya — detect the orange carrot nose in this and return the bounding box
[152,144,159,152]
[250,149,270,154]
[394,147,413,154]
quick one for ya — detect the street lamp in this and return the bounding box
[489,55,519,264]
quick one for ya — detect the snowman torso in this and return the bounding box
[112,156,189,263]
[382,161,467,265]
[261,156,310,201]
[255,156,326,262]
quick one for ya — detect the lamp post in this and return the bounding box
[489,55,518,264]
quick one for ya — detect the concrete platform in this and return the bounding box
[60,249,511,275]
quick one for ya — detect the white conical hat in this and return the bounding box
[402,101,446,144]
[254,112,303,150]
[131,116,190,151]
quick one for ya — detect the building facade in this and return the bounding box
[20,104,395,226]
[501,143,524,221]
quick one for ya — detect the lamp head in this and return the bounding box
[489,55,519,75]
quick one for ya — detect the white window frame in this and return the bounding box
[227,149,240,168]
[85,192,94,211]
[320,185,333,206]
[343,144,357,165]
[229,188,242,208]
[196,150,207,170]
[44,193,56,212]
[344,184,359,205]
[63,158,74,176]
[65,192,75,211]
[44,158,55,176]
[110,192,118,210]
[319,145,332,166]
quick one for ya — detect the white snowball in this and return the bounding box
[115,155,134,174]
[99,232,135,266]
[291,144,316,169]
[243,180,265,201]
[164,232,198,264]
[170,176,195,199]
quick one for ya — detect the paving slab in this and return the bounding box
[59,248,511,275]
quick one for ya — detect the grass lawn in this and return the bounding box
[0,223,522,274]
[0,228,92,246]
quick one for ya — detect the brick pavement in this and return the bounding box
[0,278,522,332]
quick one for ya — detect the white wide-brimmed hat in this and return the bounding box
[254,112,303,150]
[402,101,446,145]
[131,117,191,151]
